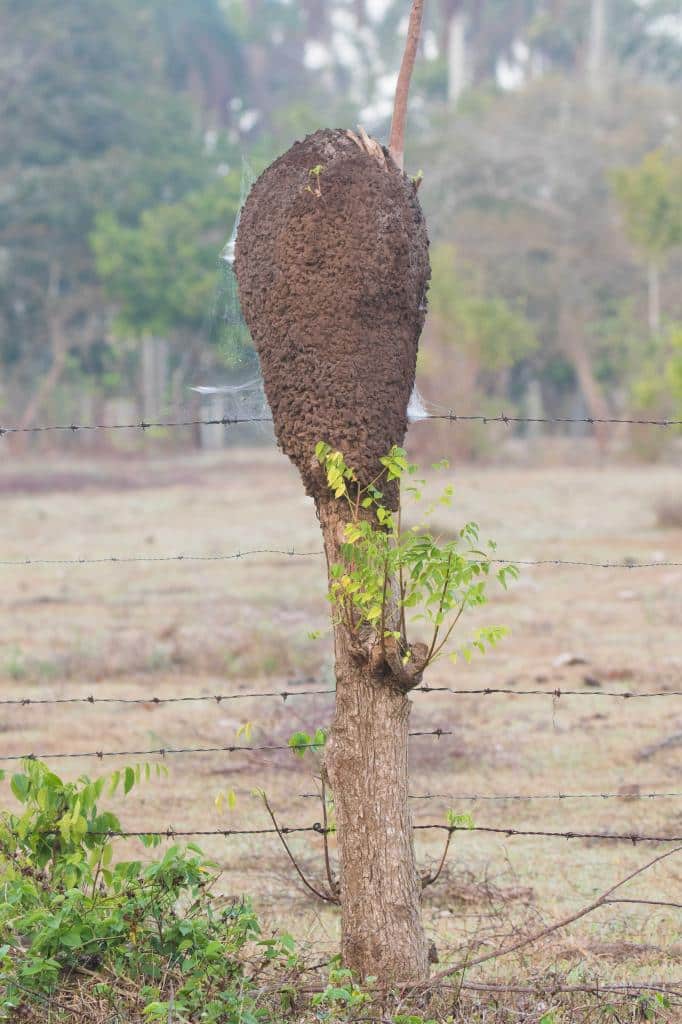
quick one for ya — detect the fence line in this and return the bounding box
[302,789,682,803]
[420,685,682,698]
[0,728,453,763]
[1,412,680,436]
[2,549,681,570]
[2,684,680,707]
[8,822,681,845]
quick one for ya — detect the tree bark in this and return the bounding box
[317,497,429,984]
[389,0,426,171]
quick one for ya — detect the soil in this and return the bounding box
[235,128,430,497]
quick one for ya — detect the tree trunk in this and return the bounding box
[445,5,468,105]
[647,260,661,335]
[560,304,610,451]
[317,497,429,984]
[587,0,607,95]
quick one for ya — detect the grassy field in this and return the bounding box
[1,439,681,1010]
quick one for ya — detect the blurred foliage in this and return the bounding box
[430,243,537,373]
[0,0,681,448]
[92,182,240,337]
[612,149,682,266]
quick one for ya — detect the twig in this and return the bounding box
[320,779,337,897]
[604,897,682,910]
[425,551,453,665]
[424,844,682,987]
[421,828,454,889]
[388,0,425,170]
[259,793,337,905]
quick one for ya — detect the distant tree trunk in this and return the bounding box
[302,0,330,39]
[141,336,169,421]
[440,0,468,104]
[354,0,368,25]
[13,275,98,451]
[647,260,661,335]
[559,298,610,450]
[318,498,430,984]
[587,0,607,95]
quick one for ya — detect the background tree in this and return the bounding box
[1,0,681,452]
[612,149,682,335]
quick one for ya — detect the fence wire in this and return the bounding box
[2,683,680,707]
[302,789,682,803]
[2,412,681,436]
[7,822,681,845]
[0,728,452,763]
[2,549,680,569]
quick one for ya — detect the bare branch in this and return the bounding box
[260,793,338,904]
[421,828,454,889]
[320,779,338,898]
[388,0,425,171]
[425,844,682,986]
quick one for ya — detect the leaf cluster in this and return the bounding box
[315,443,517,671]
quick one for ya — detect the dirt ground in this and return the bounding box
[1,436,681,992]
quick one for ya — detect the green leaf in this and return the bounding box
[123,766,135,795]
[288,732,311,758]
[10,773,30,803]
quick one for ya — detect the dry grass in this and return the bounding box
[1,437,682,1009]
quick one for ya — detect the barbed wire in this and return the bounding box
[0,548,321,567]
[0,728,452,763]
[1,682,680,707]
[419,684,682,698]
[0,415,272,436]
[301,789,682,803]
[1,548,680,569]
[1,412,680,436]
[412,824,682,844]
[10,822,682,844]
[0,685,330,706]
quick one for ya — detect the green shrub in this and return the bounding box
[0,760,297,1022]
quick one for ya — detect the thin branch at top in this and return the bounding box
[388,0,425,171]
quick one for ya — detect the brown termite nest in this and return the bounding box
[234,128,430,498]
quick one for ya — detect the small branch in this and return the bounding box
[388,0,425,171]
[320,779,338,897]
[426,600,465,667]
[260,794,337,904]
[379,553,389,661]
[397,504,407,639]
[425,552,453,665]
[604,897,682,910]
[421,828,454,889]
[425,844,682,987]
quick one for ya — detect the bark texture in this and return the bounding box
[234,128,430,497]
[318,498,429,983]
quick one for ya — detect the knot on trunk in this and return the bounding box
[384,637,429,692]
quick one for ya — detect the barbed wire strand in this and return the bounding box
[1,549,680,569]
[0,728,452,763]
[301,789,682,803]
[2,682,681,708]
[1,412,680,436]
[418,685,682,698]
[9,822,682,844]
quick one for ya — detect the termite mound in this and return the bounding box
[234,128,430,498]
